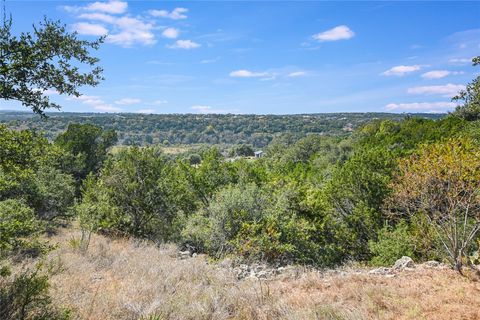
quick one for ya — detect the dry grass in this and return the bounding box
[30,228,480,320]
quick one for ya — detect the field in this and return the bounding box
[21,227,480,320]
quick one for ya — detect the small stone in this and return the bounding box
[178,250,191,259]
[369,267,391,275]
[393,256,414,270]
[423,260,440,268]
[91,274,103,281]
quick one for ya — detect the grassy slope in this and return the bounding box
[30,227,480,320]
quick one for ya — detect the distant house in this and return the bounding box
[254,150,264,158]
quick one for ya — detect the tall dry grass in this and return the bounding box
[33,228,480,320]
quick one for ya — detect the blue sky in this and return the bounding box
[2,0,480,114]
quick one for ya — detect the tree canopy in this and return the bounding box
[451,56,480,121]
[0,13,103,115]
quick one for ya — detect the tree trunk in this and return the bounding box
[454,254,463,274]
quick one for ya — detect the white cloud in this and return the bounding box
[259,76,276,81]
[78,13,116,24]
[288,71,307,77]
[149,8,188,20]
[73,22,108,36]
[421,70,463,79]
[449,57,473,65]
[69,95,121,112]
[229,69,269,78]
[137,109,156,114]
[151,100,168,105]
[63,0,127,15]
[66,1,155,47]
[407,83,465,97]
[114,98,141,105]
[191,105,240,114]
[167,39,201,49]
[94,105,122,112]
[313,25,355,42]
[162,27,179,39]
[85,0,127,14]
[146,60,173,66]
[107,17,156,46]
[191,105,212,113]
[382,65,421,76]
[385,102,457,113]
[421,70,451,79]
[201,57,220,64]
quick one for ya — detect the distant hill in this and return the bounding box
[0,111,444,147]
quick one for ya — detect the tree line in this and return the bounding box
[0,112,443,147]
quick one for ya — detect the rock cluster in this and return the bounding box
[177,250,448,280]
[368,256,448,277]
[368,266,393,276]
[231,264,304,280]
[177,249,197,259]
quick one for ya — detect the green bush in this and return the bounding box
[32,165,75,220]
[181,211,212,253]
[207,184,267,252]
[182,183,266,256]
[0,267,70,320]
[0,199,45,259]
[183,184,322,265]
[368,221,415,266]
[234,212,318,264]
[55,123,117,183]
[76,147,197,242]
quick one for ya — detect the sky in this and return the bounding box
[1,0,480,114]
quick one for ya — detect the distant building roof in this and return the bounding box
[254,150,264,157]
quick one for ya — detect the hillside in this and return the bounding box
[0,111,444,147]
[2,2,479,319]
[24,227,480,320]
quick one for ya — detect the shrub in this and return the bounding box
[0,199,45,259]
[207,183,267,253]
[182,183,267,256]
[0,267,70,320]
[386,137,480,271]
[181,211,212,253]
[32,165,75,220]
[188,153,202,165]
[183,184,323,265]
[76,147,196,242]
[74,174,118,250]
[368,221,415,266]
[234,212,318,264]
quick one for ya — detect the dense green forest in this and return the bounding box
[2,111,480,269]
[0,111,443,147]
